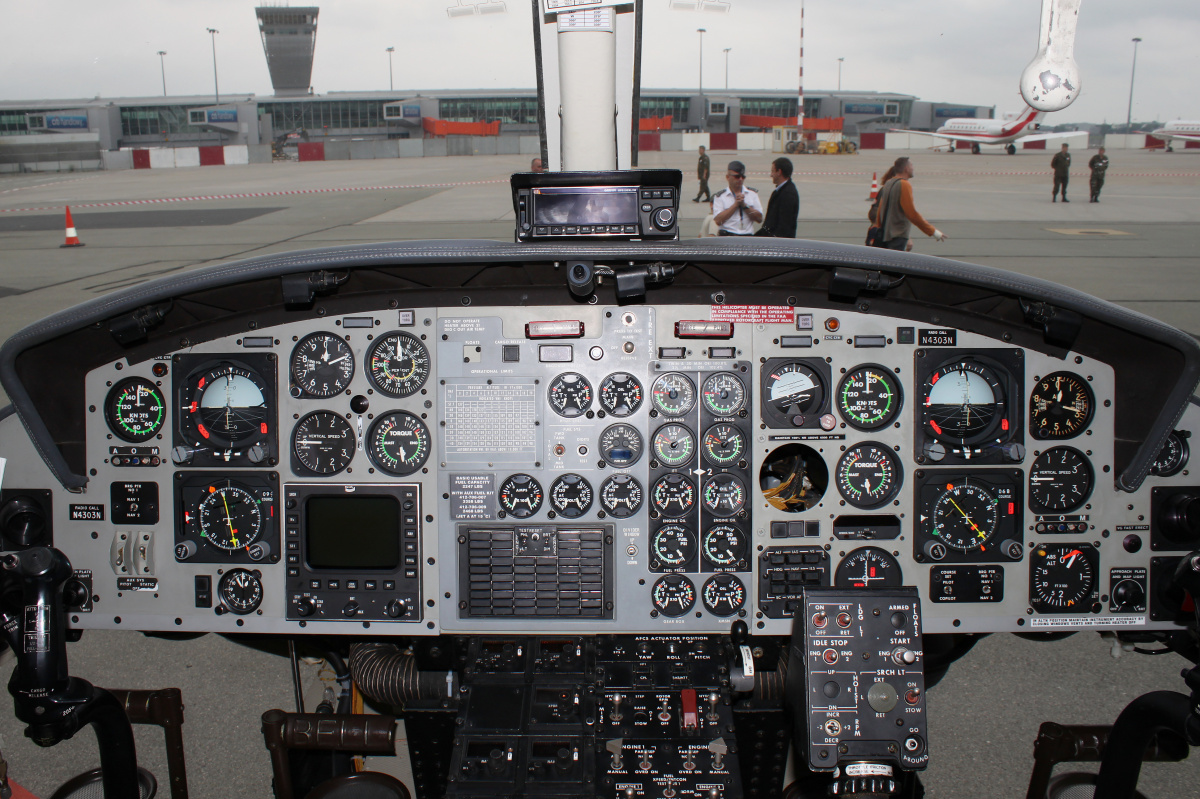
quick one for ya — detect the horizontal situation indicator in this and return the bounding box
[675,320,734,339]
[526,320,584,338]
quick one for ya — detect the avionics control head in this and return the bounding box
[512,169,682,242]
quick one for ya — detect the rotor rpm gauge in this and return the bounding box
[651,373,696,416]
[196,482,264,552]
[930,478,1000,552]
[835,443,903,509]
[599,474,643,518]
[290,332,354,398]
[834,547,903,588]
[366,412,431,476]
[763,361,826,425]
[365,332,430,398]
[702,373,747,416]
[498,474,544,518]
[837,366,902,431]
[920,360,1006,446]
[218,568,263,615]
[702,424,746,467]
[105,378,166,442]
[549,474,593,518]
[292,411,356,475]
[652,423,696,467]
[599,373,643,417]
[1029,372,1094,440]
[651,473,696,517]
[651,574,696,617]
[702,524,746,567]
[701,573,747,617]
[652,524,696,569]
[599,423,643,467]
[702,474,746,518]
[1029,544,1098,613]
[1029,447,1093,514]
[548,373,593,417]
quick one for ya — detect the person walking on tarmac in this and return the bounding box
[712,160,763,236]
[874,157,947,251]
[1088,147,1109,202]
[1051,143,1071,202]
[694,146,712,203]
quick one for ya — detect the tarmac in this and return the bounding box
[0,148,1198,798]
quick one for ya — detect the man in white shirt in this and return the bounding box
[711,160,763,236]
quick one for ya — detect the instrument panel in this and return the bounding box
[10,292,1182,638]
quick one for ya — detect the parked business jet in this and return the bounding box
[894,105,1070,154]
[1149,120,1200,151]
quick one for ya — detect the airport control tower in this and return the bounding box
[255,5,319,96]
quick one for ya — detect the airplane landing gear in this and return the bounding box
[1007,143,1017,155]
[971,143,982,154]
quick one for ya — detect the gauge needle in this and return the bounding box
[1065,549,1082,568]
[327,353,349,366]
[946,496,982,534]
[221,491,239,547]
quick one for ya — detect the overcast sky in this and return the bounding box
[2,1,1197,124]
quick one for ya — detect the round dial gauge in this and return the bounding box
[702,474,746,517]
[764,362,825,420]
[1030,545,1097,613]
[702,373,747,416]
[837,366,902,430]
[599,423,643,467]
[292,411,355,475]
[183,363,271,447]
[651,574,696,617]
[702,424,746,467]
[930,479,1000,552]
[652,423,696,468]
[548,373,593,417]
[290,333,354,398]
[652,524,696,568]
[920,360,1006,446]
[702,524,746,567]
[651,473,696,517]
[1029,372,1094,440]
[218,568,263,615]
[365,332,430,398]
[599,474,643,518]
[835,443,903,509]
[1150,430,1190,477]
[196,482,263,551]
[599,373,643,417]
[499,474,544,518]
[1029,447,1093,514]
[366,412,431,476]
[105,378,166,442]
[834,547,903,588]
[702,573,747,617]
[651,373,696,416]
[549,474,593,518]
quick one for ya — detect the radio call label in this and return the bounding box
[69,504,104,521]
[919,328,958,346]
[930,565,1004,603]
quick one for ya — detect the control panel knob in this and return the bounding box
[652,207,675,231]
[63,579,90,608]
[295,596,316,617]
[891,647,917,666]
[923,540,948,561]
[384,599,407,619]
[1112,579,1145,611]
[247,444,268,464]
[999,539,1024,560]
[175,540,197,561]
[342,601,360,618]
[487,747,507,776]
[1160,492,1200,544]
[0,497,47,547]
[170,445,195,465]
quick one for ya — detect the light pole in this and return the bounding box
[697,28,706,130]
[386,47,395,92]
[1126,37,1142,134]
[157,51,167,97]
[206,28,220,105]
[837,57,844,91]
[723,47,731,90]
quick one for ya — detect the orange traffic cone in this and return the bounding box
[867,172,879,202]
[60,206,85,248]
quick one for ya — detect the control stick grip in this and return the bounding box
[0,547,73,694]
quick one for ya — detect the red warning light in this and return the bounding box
[1008,502,1015,515]
[1001,418,1009,431]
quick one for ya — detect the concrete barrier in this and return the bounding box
[148,148,177,168]
[520,135,540,155]
[372,140,399,159]
[323,141,350,160]
[198,146,225,166]
[737,132,769,151]
[424,138,448,157]
[349,141,377,160]
[247,144,272,164]
[398,139,424,157]
[298,142,325,161]
[223,145,249,165]
[102,150,134,170]
[174,148,201,168]
[681,132,709,151]
[660,132,683,151]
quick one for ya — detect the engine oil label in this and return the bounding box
[709,305,796,324]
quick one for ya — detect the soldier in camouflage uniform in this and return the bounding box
[1088,147,1109,203]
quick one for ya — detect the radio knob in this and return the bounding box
[385,600,407,619]
[1112,579,1145,611]
[295,596,316,617]
[342,601,360,618]
[652,207,675,231]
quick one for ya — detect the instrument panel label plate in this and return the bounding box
[709,305,796,324]
[919,328,957,346]
[69,503,105,521]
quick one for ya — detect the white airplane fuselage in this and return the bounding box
[1150,121,1200,147]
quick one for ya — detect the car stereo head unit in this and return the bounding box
[512,169,682,242]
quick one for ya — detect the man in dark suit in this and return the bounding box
[756,157,799,237]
